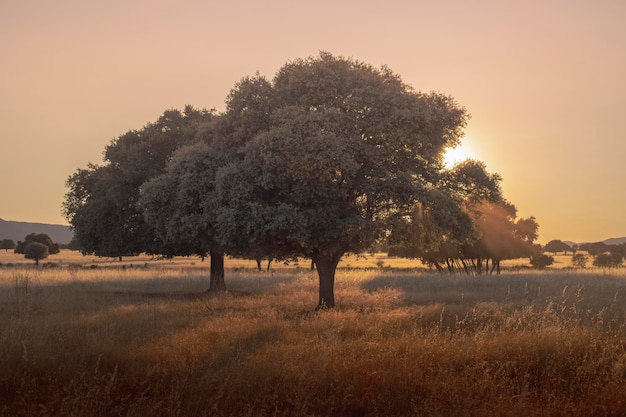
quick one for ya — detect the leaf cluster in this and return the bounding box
[63,107,215,258]
[15,233,60,255]
[23,241,49,264]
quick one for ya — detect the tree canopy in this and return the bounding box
[213,53,470,307]
[15,233,60,255]
[24,242,49,266]
[63,106,215,260]
[388,159,538,274]
[65,52,539,308]
[543,239,572,254]
[140,142,228,290]
[1,239,16,251]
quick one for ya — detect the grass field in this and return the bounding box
[1,250,625,416]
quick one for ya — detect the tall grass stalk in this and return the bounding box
[1,266,626,416]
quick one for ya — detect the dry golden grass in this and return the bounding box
[1,251,626,416]
[1,249,424,270]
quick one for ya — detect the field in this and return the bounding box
[1,250,626,416]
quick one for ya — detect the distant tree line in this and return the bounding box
[63,53,540,308]
[541,239,625,269]
[0,233,61,266]
[1,239,16,251]
[386,162,540,274]
[14,233,60,255]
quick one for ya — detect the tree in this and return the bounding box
[63,106,215,261]
[463,200,538,273]
[571,253,588,268]
[543,239,572,254]
[139,75,276,291]
[15,233,60,255]
[215,53,469,308]
[579,242,609,256]
[388,161,538,274]
[0,239,16,251]
[140,143,227,291]
[24,242,49,266]
[530,253,554,270]
[593,252,623,268]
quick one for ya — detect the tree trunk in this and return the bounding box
[432,261,445,272]
[208,250,226,292]
[312,252,343,309]
[489,259,501,275]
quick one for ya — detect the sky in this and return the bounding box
[1,0,625,244]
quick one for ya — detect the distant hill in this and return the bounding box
[603,237,626,246]
[564,237,626,247]
[0,219,73,244]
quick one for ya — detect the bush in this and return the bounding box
[571,253,588,269]
[15,233,60,255]
[530,254,554,270]
[24,242,49,266]
[0,239,16,251]
[593,252,623,268]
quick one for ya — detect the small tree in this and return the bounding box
[530,253,554,270]
[579,242,609,256]
[571,253,588,269]
[543,239,571,254]
[24,242,49,266]
[0,239,16,251]
[593,252,623,268]
[15,233,60,254]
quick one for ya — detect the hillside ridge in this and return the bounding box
[0,218,73,244]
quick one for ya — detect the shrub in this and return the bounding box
[24,242,49,266]
[530,254,554,269]
[571,253,588,269]
[593,252,623,268]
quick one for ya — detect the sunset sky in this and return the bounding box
[1,0,624,244]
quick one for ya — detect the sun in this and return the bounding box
[443,141,475,168]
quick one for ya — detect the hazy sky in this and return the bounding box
[1,0,625,243]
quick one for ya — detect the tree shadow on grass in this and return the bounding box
[360,271,626,310]
[0,269,303,321]
[358,271,626,334]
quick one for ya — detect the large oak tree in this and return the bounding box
[215,53,469,308]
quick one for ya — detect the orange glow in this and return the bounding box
[0,1,625,243]
[443,141,476,168]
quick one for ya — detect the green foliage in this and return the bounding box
[212,53,469,306]
[23,241,49,265]
[14,233,59,255]
[579,241,608,256]
[530,253,554,269]
[0,239,15,251]
[63,106,215,258]
[593,252,623,268]
[388,162,539,274]
[543,239,572,254]
[443,159,503,203]
[140,142,228,290]
[65,52,536,306]
[571,253,588,268]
